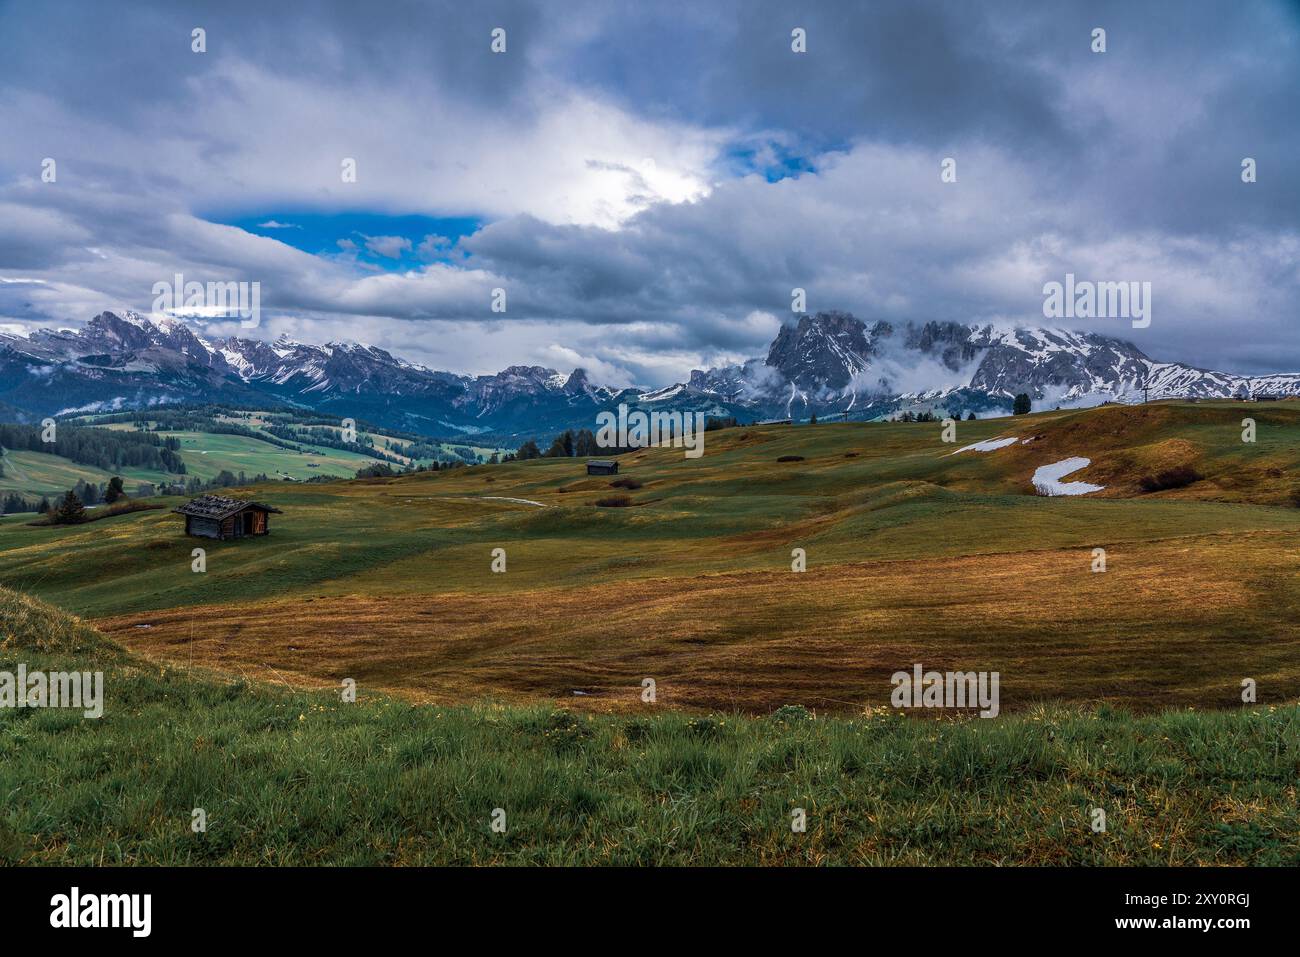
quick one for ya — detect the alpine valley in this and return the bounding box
[2,310,1297,440]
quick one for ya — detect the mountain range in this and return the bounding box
[1,310,1296,439]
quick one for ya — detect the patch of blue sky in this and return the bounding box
[721,142,820,183]
[215,212,484,269]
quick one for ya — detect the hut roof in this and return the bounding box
[172,495,282,519]
[587,459,618,468]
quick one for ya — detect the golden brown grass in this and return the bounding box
[99,528,1300,715]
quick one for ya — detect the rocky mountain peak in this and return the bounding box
[765,310,874,391]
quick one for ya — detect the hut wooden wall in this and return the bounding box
[187,516,223,539]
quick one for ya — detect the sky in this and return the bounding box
[0,0,1297,387]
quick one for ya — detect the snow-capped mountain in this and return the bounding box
[0,312,628,436]
[677,314,1300,420]
[0,312,270,417]
[0,310,1297,437]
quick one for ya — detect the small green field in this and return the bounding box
[0,448,160,500]
[276,421,495,466]
[0,416,420,498]
[156,430,377,482]
[206,409,508,465]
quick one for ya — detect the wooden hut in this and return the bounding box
[173,495,282,540]
[586,459,619,476]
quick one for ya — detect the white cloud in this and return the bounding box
[361,235,412,259]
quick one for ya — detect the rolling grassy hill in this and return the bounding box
[94,408,508,470]
[1,410,458,499]
[1,585,1297,865]
[155,429,378,482]
[0,429,367,501]
[0,447,161,500]
[1,400,1297,715]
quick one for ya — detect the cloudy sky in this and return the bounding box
[1,0,1297,386]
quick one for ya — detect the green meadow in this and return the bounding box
[2,409,486,499]
[1,423,379,498]
[154,429,377,482]
[0,448,160,500]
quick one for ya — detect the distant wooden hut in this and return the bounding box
[173,495,282,540]
[586,459,619,476]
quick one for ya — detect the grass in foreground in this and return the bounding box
[3,587,1297,866]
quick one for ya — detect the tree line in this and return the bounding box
[0,423,185,473]
[515,428,624,460]
[354,460,469,479]
[514,415,745,461]
[3,469,274,522]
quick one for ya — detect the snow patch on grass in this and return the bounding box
[1032,457,1105,496]
[950,436,1019,455]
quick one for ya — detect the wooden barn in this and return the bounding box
[586,459,619,476]
[173,495,282,540]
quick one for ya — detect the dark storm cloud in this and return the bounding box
[560,0,1071,151]
[0,0,545,115]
